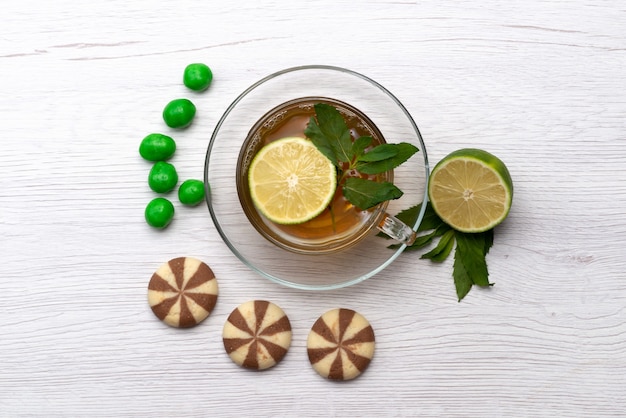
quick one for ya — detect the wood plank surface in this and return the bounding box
[1,1,625,416]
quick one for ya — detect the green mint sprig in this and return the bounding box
[389,202,494,301]
[304,103,418,210]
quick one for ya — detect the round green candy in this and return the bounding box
[145,198,174,228]
[163,98,196,128]
[183,63,213,91]
[148,161,178,193]
[178,179,206,206]
[139,133,176,161]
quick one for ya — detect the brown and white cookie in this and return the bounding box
[147,257,218,328]
[223,300,292,370]
[307,308,375,381]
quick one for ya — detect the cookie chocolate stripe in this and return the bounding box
[147,257,218,328]
[260,315,291,337]
[307,308,375,381]
[223,300,292,370]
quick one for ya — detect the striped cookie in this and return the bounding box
[147,257,218,328]
[223,300,292,370]
[307,308,375,381]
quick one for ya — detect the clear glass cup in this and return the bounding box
[204,65,429,290]
[236,96,416,255]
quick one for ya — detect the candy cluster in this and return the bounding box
[140,63,214,228]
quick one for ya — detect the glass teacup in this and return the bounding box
[204,65,429,289]
[236,97,417,255]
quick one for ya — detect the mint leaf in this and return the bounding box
[352,136,373,160]
[404,228,439,249]
[343,177,403,210]
[304,103,418,215]
[453,251,474,302]
[392,202,445,232]
[421,229,455,262]
[388,202,450,249]
[356,142,419,175]
[454,231,492,287]
[393,202,422,226]
[483,228,494,255]
[384,201,497,302]
[419,203,444,232]
[451,229,494,300]
[304,117,337,165]
[357,144,398,162]
[312,103,353,163]
[415,202,447,233]
[402,224,451,251]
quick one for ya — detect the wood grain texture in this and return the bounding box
[1,0,625,416]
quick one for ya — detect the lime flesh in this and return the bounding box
[248,137,337,225]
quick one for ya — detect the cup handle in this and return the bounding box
[377,213,417,246]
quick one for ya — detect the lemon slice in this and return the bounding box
[248,137,337,225]
[428,148,513,233]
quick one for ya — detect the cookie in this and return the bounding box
[307,308,375,381]
[223,300,292,370]
[147,257,218,328]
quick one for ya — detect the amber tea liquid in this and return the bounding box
[237,97,390,254]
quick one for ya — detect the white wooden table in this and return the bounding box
[2,1,625,416]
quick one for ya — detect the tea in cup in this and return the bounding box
[236,97,417,254]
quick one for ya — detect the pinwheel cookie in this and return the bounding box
[223,300,292,370]
[147,257,218,328]
[307,308,375,381]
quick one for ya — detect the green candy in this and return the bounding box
[139,133,176,161]
[145,198,174,228]
[178,179,206,206]
[148,161,178,193]
[163,98,196,128]
[183,63,213,91]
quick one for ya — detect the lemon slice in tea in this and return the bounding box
[248,137,337,225]
[428,148,513,233]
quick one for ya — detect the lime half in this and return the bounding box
[248,137,337,225]
[428,148,513,233]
